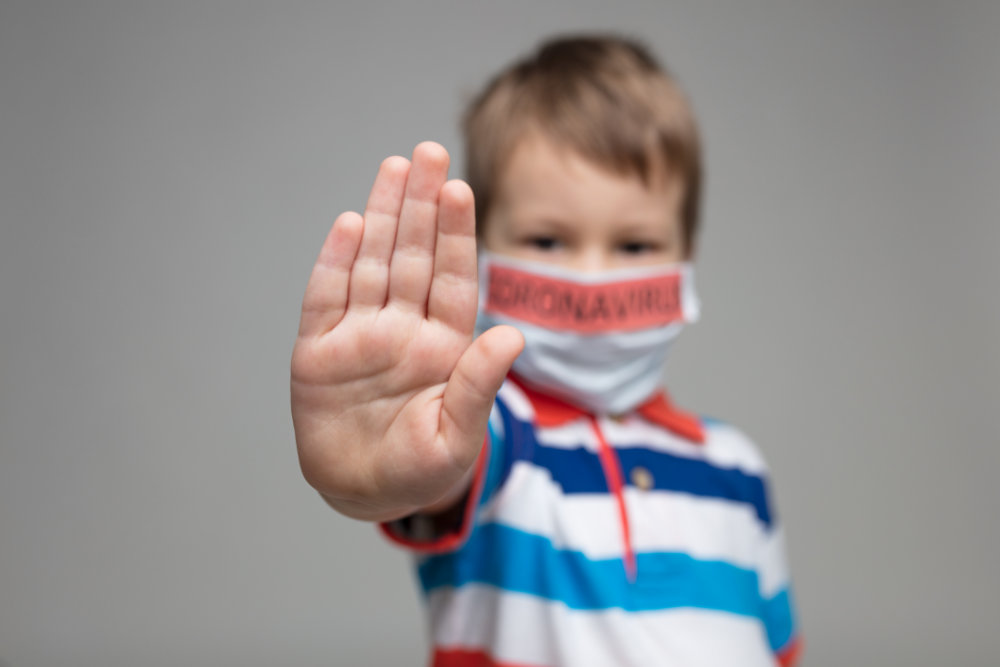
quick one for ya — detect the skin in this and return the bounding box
[483,134,687,269]
[291,137,686,521]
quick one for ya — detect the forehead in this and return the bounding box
[491,134,684,234]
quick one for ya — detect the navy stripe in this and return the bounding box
[493,395,772,527]
[493,397,536,490]
[524,441,772,528]
[420,523,764,617]
[617,447,772,526]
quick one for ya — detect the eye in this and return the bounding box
[619,240,659,255]
[526,236,562,251]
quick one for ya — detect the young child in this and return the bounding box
[291,35,801,667]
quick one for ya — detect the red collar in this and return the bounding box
[507,375,705,444]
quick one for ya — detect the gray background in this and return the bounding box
[1,1,998,665]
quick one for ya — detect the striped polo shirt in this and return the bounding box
[382,377,801,667]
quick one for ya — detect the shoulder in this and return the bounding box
[698,417,772,477]
[494,378,536,423]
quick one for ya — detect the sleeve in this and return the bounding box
[757,480,803,666]
[378,407,506,554]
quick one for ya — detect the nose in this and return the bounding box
[570,245,615,273]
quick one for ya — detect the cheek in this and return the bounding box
[479,228,509,255]
[478,214,522,255]
[476,216,499,251]
[664,243,687,264]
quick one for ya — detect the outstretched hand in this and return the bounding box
[291,142,523,522]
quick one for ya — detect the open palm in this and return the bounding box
[291,143,523,521]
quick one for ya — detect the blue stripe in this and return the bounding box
[618,447,772,526]
[419,522,763,617]
[762,588,797,652]
[493,398,535,490]
[532,443,771,528]
[494,396,773,528]
[480,419,506,507]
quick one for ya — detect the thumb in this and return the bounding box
[439,325,524,468]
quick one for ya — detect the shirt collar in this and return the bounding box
[507,374,705,444]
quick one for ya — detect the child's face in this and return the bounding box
[481,134,686,271]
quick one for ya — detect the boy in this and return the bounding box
[291,35,801,666]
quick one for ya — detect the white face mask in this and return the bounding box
[476,251,700,415]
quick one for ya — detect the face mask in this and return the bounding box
[476,251,700,415]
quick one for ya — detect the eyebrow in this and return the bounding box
[508,216,578,235]
[613,221,674,238]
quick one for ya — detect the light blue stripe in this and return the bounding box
[419,522,763,617]
[762,588,797,651]
[480,420,506,507]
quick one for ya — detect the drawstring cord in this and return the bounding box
[589,416,636,583]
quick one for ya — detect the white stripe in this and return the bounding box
[428,584,776,667]
[479,462,768,569]
[532,419,600,449]
[496,380,535,422]
[759,525,792,598]
[496,382,770,476]
[488,402,504,436]
[604,417,770,475]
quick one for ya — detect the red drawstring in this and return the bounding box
[589,417,636,583]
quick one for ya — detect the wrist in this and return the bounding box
[318,493,421,523]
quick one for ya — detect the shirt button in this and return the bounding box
[630,466,654,491]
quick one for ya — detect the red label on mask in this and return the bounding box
[484,265,684,333]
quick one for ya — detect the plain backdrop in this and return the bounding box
[1,1,998,666]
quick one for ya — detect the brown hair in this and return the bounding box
[463,34,703,254]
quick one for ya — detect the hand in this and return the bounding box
[291,142,523,522]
